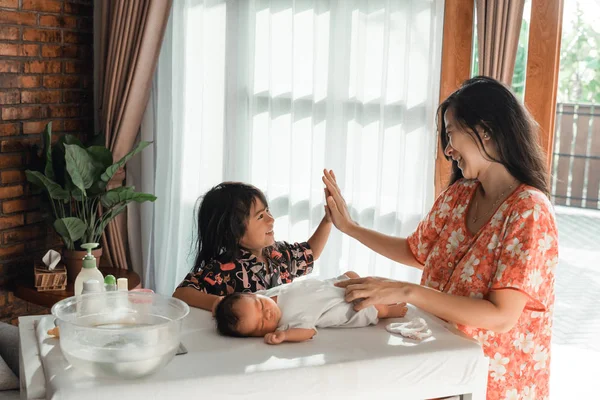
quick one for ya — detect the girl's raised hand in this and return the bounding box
[322,169,356,234]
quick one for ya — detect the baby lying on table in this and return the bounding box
[214,271,408,344]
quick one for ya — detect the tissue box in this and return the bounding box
[34,261,67,291]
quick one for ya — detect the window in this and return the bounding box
[153,0,445,293]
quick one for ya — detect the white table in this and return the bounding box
[19,306,488,400]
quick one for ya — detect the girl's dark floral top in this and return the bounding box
[177,241,314,295]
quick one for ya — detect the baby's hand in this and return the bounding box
[264,330,286,345]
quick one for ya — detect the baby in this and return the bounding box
[214,271,408,344]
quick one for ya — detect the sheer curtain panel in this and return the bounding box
[143,0,444,294]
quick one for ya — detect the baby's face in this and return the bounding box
[235,294,281,337]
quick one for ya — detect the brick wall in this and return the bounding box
[0,0,93,324]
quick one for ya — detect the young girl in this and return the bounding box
[214,271,408,344]
[173,182,332,312]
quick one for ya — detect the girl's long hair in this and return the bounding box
[192,182,268,271]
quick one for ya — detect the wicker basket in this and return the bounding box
[34,261,67,291]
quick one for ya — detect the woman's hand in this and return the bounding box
[264,330,286,345]
[335,277,414,311]
[322,169,357,234]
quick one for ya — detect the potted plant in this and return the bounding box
[26,123,156,281]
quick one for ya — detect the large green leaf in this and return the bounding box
[60,134,84,148]
[101,141,151,183]
[54,217,86,250]
[56,135,85,163]
[52,135,85,189]
[100,187,132,207]
[101,187,157,208]
[65,144,97,195]
[85,146,112,196]
[42,122,54,180]
[70,188,85,201]
[55,135,85,183]
[86,180,108,197]
[25,170,69,200]
[94,204,127,240]
[87,146,113,170]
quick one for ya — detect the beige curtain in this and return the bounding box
[476,0,525,84]
[95,0,172,269]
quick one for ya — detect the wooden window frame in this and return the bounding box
[524,0,564,170]
[434,0,474,196]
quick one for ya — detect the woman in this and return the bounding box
[323,77,557,400]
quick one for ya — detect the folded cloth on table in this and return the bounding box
[34,316,64,389]
[386,317,432,340]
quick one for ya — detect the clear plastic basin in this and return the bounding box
[51,291,189,379]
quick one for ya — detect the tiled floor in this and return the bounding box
[550,206,600,399]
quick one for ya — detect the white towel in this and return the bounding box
[386,317,432,340]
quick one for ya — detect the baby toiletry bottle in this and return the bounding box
[79,279,104,316]
[117,278,128,291]
[74,243,104,295]
[82,279,103,294]
[112,277,129,312]
[104,275,117,291]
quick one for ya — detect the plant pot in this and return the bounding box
[63,248,103,283]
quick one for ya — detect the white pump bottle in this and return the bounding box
[74,243,104,295]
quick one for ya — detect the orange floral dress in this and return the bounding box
[407,179,558,400]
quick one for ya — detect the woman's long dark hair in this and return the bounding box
[438,76,550,197]
[192,182,269,272]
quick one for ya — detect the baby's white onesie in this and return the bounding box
[258,275,378,332]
